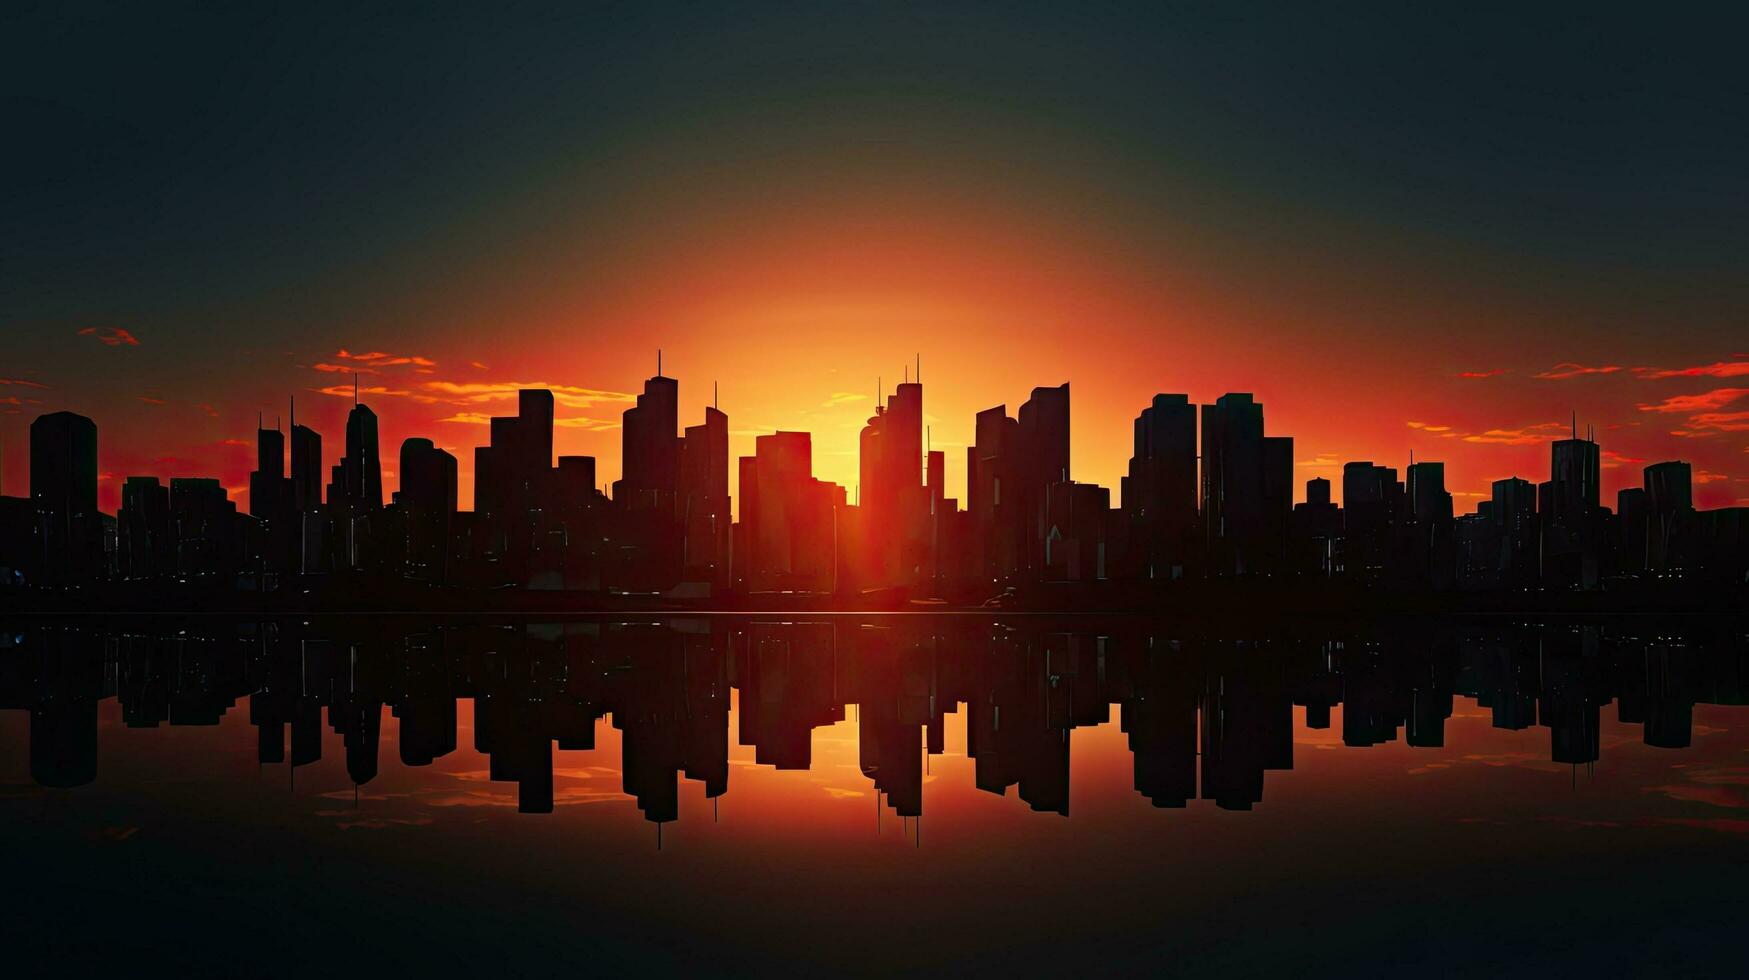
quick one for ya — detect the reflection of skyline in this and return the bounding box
[5,618,1745,825]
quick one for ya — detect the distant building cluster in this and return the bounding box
[2,367,1746,596]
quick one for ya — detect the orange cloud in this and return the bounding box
[1637,388,1749,413]
[420,380,633,409]
[1456,369,1508,379]
[334,349,436,367]
[1533,363,1620,379]
[1634,360,1749,379]
[1406,421,1451,432]
[78,326,140,346]
[1462,428,1551,446]
[314,384,411,398]
[314,362,378,374]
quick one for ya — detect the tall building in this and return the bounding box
[617,371,679,510]
[967,383,1070,583]
[29,411,100,583]
[736,431,843,592]
[328,401,383,511]
[399,438,458,514]
[858,379,927,588]
[249,421,286,521]
[1122,393,1197,579]
[1202,394,1289,575]
[1644,460,1693,571]
[1543,429,1602,588]
[679,405,730,588]
[30,411,97,519]
[118,476,170,579]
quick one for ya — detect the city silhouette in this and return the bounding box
[2,366,1744,611]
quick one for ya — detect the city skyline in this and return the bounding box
[3,352,1747,517]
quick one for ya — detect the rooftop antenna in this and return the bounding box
[904,363,908,384]
[657,349,662,378]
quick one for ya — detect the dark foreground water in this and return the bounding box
[2,615,1747,977]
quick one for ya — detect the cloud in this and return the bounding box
[439,411,617,430]
[1462,428,1552,446]
[333,349,434,367]
[78,327,139,346]
[553,417,619,430]
[314,362,377,374]
[138,396,167,405]
[1600,450,1645,468]
[821,392,868,408]
[420,380,634,409]
[1456,369,1508,379]
[1637,388,1749,413]
[1406,421,1451,432]
[1533,362,1620,380]
[0,378,47,388]
[314,384,411,398]
[1682,411,1749,432]
[1634,360,1749,379]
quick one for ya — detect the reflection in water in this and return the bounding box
[4,617,1745,823]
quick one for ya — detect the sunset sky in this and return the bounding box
[5,4,1747,512]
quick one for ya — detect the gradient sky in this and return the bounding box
[4,3,1747,512]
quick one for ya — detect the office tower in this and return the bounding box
[1617,486,1649,574]
[169,478,239,577]
[1122,393,1198,579]
[1042,480,1111,581]
[328,401,383,511]
[29,411,100,583]
[30,411,97,518]
[736,431,844,592]
[968,404,1020,580]
[1643,460,1693,571]
[474,389,553,515]
[289,418,323,512]
[1544,428,1602,588]
[1202,393,1290,575]
[858,378,927,588]
[679,405,730,588]
[1490,476,1539,588]
[617,370,679,509]
[118,476,171,579]
[967,383,1070,583]
[1340,460,1401,579]
[399,438,458,514]
[249,422,286,521]
[1405,460,1454,587]
[1291,476,1342,576]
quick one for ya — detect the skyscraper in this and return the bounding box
[679,405,731,588]
[858,378,926,587]
[1122,393,1197,579]
[328,401,383,511]
[617,371,679,510]
[29,411,100,582]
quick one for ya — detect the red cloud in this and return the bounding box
[1637,388,1749,413]
[1634,360,1749,379]
[314,384,411,398]
[314,362,378,374]
[78,327,140,346]
[1456,369,1509,379]
[139,396,168,405]
[1683,411,1749,432]
[0,377,47,388]
[1533,363,1621,380]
